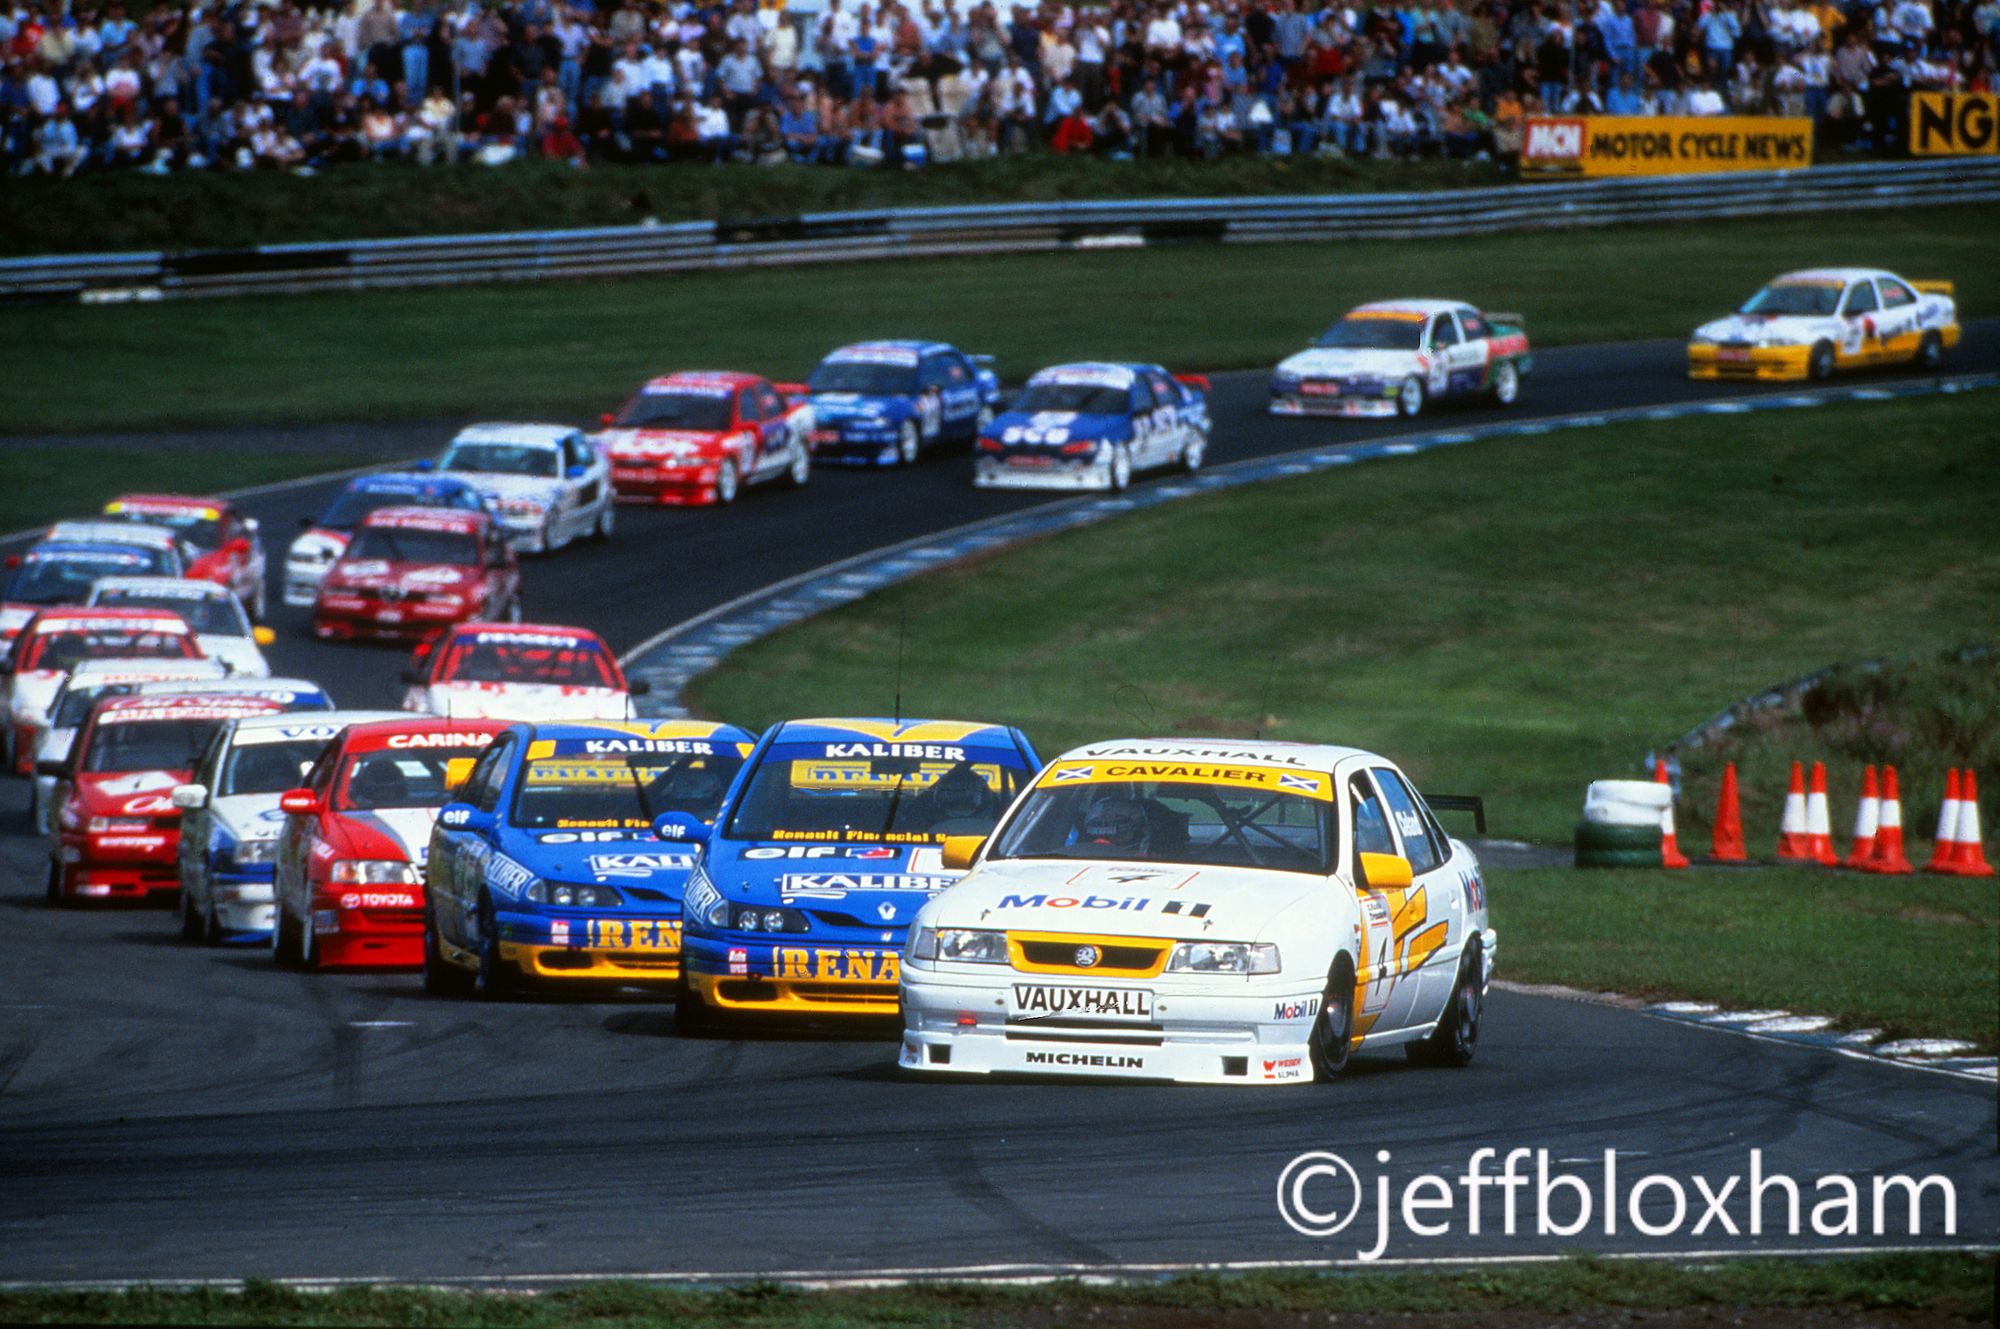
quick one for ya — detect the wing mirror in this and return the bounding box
[278,788,322,816]
[651,811,711,845]
[414,458,436,472]
[599,411,615,427]
[252,625,276,646]
[171,783,209,811]
[1355,851,1414,890]
[565,463,587,480]
[437,802,496,834]
[940,834,986,872]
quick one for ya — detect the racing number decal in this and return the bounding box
[1354,885,1448,1038]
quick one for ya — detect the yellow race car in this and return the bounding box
[1688,267,1958,382]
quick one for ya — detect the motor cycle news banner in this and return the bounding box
[1275,1148,1961,1260]
[1522,114,1814,175]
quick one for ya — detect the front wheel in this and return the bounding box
[1181,431,1207,474]
[1308,957,1356,1081]
[1108,443,1132,492]
[713,459,740,506]
[1807,341,1836,382]
[1398,375,1426,417]
[896,421,921,466]
[1487,359,1520,407]
[1407,944,1483,1067]
[271,897,301,967]
[423,907,476,996]
[1917,331,1944,372]
[591,502,615,542]
[787,442,811,488]
[474,896,514,999]
[45,860,61,906]
[178,886,203,941]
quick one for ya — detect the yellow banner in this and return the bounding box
[1039,760,1333,801]
[1523,116,1813,176]
[1910,93,1999,156]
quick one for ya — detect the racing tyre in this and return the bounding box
[501,596,523,624]
[300,904,321,969]
[200,894,222,946]
[1109,443,1132,493]
[423,908,475,996]
[1397,375,1426,418]
[714,459,740,506]
[45,860,61,907]
[1487,359,1520,407]
[1917,331,1944,372]
[673,968,725,1035]
[250,578,268,624]
[1576,847,1672,869]
[1181,431,1207,474]
[787,442,811,488]
[1807,341,1836,382]
[474,895,515,999]
[1308,956,1356,1081]
[272,900,302,968]
[1407,943,1482,1068]
[896,421,921,466]
[178,887,202,941]
[591,503,615,542]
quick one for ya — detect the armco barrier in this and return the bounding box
[4,157,1996,303]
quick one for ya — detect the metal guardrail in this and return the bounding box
[5,157,1996,303]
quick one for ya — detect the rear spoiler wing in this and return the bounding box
[969,353,996,366]
[1910,280,1954,298]
[1485,312,1526,329]
[1173,372,1212,393]
[773,381,810,407]
[1426,794,1486,834]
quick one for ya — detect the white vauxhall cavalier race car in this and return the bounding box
[899,739,1493,1085]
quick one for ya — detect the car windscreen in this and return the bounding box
[512,748,747,830]
[219,738,326,796]
[987,766,1338,875]
[103,508,221,550]
[83,718,220,773]
[441,442,560,478]
[335,750,462,810]
[614,391,734,432]
[1009,384,1129,414]
[55,685,126,729]
[93,591,246,636]
[436,635,618,687]
[809,362,916,396]
[24,628,199,673]
[725,741,1032,843]
[1314,317,1424,351]
[343,528,478,567]
[4,551,155,605]
[1739,282,1841,317]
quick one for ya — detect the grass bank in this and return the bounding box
[1497,865,1999,1047]
[0,155,1506,258]
[2,205,1990,434]
[0,1253,1988,1325]
[0,449,382,535]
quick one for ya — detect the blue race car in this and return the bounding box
[422,719,755,996]
[806,340,1002,466]
[666,718,1041,1031]
[282,471,491,607]
[974,362,1210,493]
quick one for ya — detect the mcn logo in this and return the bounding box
[1911,93,1999,156]
[1526,119,1585,159]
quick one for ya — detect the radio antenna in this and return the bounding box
[1252,654,1277,741]
[893,608,907,727]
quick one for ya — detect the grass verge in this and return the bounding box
[0,155,1507,258]
[2,205,1991,434]
[1496,865,1999,1047]
[0,1253,1989,1325]
[0,449,384,535]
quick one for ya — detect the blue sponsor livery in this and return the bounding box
[974,362,1210,493]
[806,340,1002,467]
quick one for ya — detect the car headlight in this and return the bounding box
[525,880,622,908]
[683,870,729,928]
[910,926,1008,963]
[1166,941,1281,974]
[330,859,421,885]
[228,838,278,866]
[732,905,808,933]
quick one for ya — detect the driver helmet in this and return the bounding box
[930,764,990,820]
[349,758,409,807]
[1082,796,1149,854]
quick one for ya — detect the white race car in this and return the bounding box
[1270,300,1529,418]
[900,738,1493,1085]
[1688,267,1958,382]
[86,576,275,678]
[429,424,614,554]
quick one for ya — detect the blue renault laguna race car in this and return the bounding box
[805,341,1002,466]
[422,719,755,996]
[974,362,1210,493]
[666,718,1041,1030]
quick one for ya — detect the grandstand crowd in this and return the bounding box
[4,0,1995,175]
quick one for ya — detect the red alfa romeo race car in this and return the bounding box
[100,494,269,620]
[270,716,508,967]
[400,622,642,722]
[4,606,204,776]
[311,506,521,642]
[44,691,284,904]
[595,371,813,506]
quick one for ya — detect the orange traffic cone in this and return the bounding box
[1946,770,1995,877]
[1843,765,1880,869]
[1776,761,1812,862]
[1655,759,1689,869]
[1925,769,1963,873]
[1867,765,1914,875]
[1805,761,1839,866]
[1711,762,1747,862]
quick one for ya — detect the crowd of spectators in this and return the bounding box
[4,0,1994,176]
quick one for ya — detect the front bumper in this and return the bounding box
[312,596,474,641]
[211,874,276,934]
[899,965,1327,1084]
[685,932,901,1016]
[1270,390,1397,418]
[493,512,551,552]
[1687,343,1811,381]
[809,428,900,466]
[611,464,724,506]
[56,834,181,901]
[309,889,425,966]
[974,455,1113,492]
[283,562,332,607]
[496,910,683,984]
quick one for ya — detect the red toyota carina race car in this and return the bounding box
[312,506,522,642]
[595,371,813,506]
[270,716,508,968]
[100,494,269,620]
[45,692,284,904]
[4,606,204,775]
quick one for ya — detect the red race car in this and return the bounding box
[4,606,203,775]
[270,716,508,968]
[594,371,813,506]
[400,622,643,722]
[100,494,269,621]
[45,691,284,904]
[312,506,521,643]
